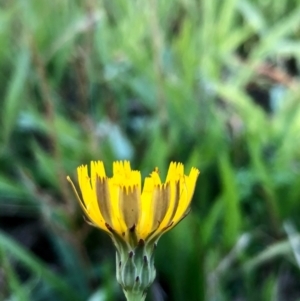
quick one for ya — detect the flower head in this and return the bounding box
[67,161,199,247]
[67,161,199,300]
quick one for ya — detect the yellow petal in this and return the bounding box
[96,177,113,227]
[172,167,200,225]
[155,179,180,232]
[150,166,199,239]
[130,170,141,193]
[124,161,131,175]
[165,162,176,182]
[150,168,161,185]
[91,161,106,187]
[137,177,155,239]
[119,185,140,229]
[166,162,183,182]
[107,178,127,235]
[66,174,108,232]
[77,165,100,218]
[151,183,170,231]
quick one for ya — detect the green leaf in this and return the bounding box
[218,152,241,248]
[2,49,31,143]
[243,239,293,273]
[0,231,83,301]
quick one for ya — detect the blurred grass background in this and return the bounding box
[1,0,300,300]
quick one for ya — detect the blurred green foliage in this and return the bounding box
[1,0,300,300]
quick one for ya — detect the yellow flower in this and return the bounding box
[67,161,199,247]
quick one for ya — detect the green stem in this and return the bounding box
[124,290,146,301]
